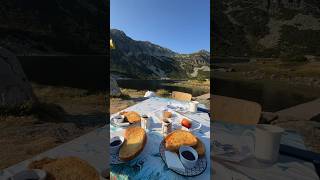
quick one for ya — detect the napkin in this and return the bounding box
[213,128,254,162]
[165,151,185,172]
[144,91,156,98]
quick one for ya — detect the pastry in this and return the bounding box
[165,130,197,152]
[192,137,206,156]
[123,111,141,123]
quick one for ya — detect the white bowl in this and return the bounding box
[179,146,198,169]
[10,169,46,180]
[113,115,125,124]
[110,136,124,154]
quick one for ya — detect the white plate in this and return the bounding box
[110,116,130,127]
[159,140,207,176]
[7,169,46,180]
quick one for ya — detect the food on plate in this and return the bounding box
[119,111,127,115]
[192,137,206,156]
[122,111,141,123]
[28,157,100,180]
[181,118,192,129]
[163,111,172,118]
[119,126,147,161]
[28,157,56,169]
[165,130,197,152]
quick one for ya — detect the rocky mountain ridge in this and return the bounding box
[213,0,320,57]
[110,29,210,79]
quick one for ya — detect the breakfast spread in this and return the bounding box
[28,157,100,180]
[110,100,207,176]
[164,130,198,152]
[119,126,147,161]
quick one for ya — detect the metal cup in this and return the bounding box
[141,114,149,130]
[162,118,172,136]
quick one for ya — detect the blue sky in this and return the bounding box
[111,0,210,54]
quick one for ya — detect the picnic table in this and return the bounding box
[213,121,320,180]
[110,97,211,180]
[0,124,109,179]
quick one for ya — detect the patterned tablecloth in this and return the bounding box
[213,121,320,180]
[110,97,211,180]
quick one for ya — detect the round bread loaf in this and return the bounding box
[119,127,147,161]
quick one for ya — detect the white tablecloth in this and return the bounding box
[110,97,211,180]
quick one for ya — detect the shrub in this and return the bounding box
[280,54,308,63]
[156,89,170,97]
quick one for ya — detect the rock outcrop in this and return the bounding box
[0,47,36,108]
[110,76,121,97]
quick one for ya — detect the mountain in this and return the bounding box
[110,29,210,79]
[0,0,106,55]
[213,0,320,57]
[110,29,176,57]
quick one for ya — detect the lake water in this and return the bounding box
[18,56,319,112]
[117,80,207,97]
[213,78,320,112]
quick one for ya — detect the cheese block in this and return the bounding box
[119,127,147,161]
[165,130,198,152]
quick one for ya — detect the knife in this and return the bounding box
[197,107,210,117]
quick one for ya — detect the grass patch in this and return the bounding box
[280,54,308,63]
[156,89,171,97]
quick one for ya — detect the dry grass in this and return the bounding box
[169,80,210,92]
[223,61,320,78]
[0,84,106,169]
[156,89,171,97]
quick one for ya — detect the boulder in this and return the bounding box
[0,47,36,108]
[110,76,121,97]
[260,112,278,124]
